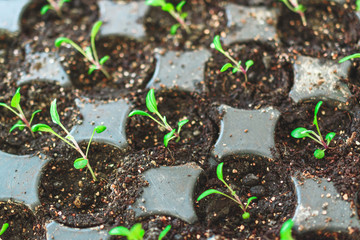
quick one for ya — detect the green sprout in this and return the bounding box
[109,223,171,240]
[146,0,190,35]
[279,0,307,27]
[0,223,9,236]
[291,101,336,159]
[41,0,70,17]
[339,53,360,63]
[280,219,295,240]
[357,0,360,11]
[55,21,111,79]
[128,89,189,147]
[31,99,106,182]
[0,87,41,138]
[213,35,254,83]
[197,162,257,220]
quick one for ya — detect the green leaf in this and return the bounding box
[314,149,325,159]
[11,88,21,108]
[0,223,9,236]
[325,132,336,142]
[88,65,97,75]
[295,4,306,13]
[31,123,56,134]
[159,225,172,240]
[180,12,188,19]
[280,219,294,240]
[164,129,176,147]
[162,3,174,12]
[216,162,224,182]
[178,119,189,128]
[146,89,158,113]
[128,110,152,118]
[339,53,360,63]
[99,55,110,65]
[232,68,238,74]
[357,0,360,11]
[197,189,225,201]
[242,212,250,220]
[91,21,102,39]
[55,37,75,48]
[59,0,71,7]
[313,101,323,125]
[50,99,61,125]
[220,63,233,72]
[85,47,93,59]
[245,60,254,70]
[74,157,88,169]
[145,0,166,7]
[247,196,257,206]
[170,24,180,35]
[176,1,186,12]
[30,109,42,125]
[129,223,145,239]
[40,5,51,15]
[291,127,310,138]
[213,35,223,52]
[109,226,131,236]
[9,120,26,133]
[95,125,107,133]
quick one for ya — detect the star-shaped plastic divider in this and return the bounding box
[133,162,203,224]
[0,151,49,210]
[290,56,351,103]
[223,4,279,45]
[98,0,149,40]
[292,175,360,234]
[0,0,30,35]
[212,105,280,160]
[69,99,131,149]
[46,221,110,240]
[146,50,211,93]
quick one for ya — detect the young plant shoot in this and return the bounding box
[31,99,106,182]
[41,0,70,17]
[213,35,254,83]
[55,21,111,79]
[0,87,41,137]
[145,0,190,35]
[280,219,295,240]
[291,101,336,159]
[0,223,9,236]
[279,0,307,26]
[109,223,171,240]
[197,162,257,220]
[339,53,360,63]
[128,89,189,147]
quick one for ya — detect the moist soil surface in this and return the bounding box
[2,0,360,239]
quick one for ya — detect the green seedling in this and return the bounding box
[109,223,171,240]
[291,101,336,159]
[55,21,111,79]
[41,0,70,17]
[31,99,106,182]
[0,87,41,137]
[339,53,360,63]
[279,0,307,27]
[128,89,189,147]
[357,0,360,11]
[197,162,257,220]
[146,0,190,35]
[213,35,254,83]
[0,223,9,236]
[280,219,295,240]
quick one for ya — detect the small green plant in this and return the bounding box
[55,21,111,79]
[339,53,360,63]
[0,87,41,137]
[109,223,171,240]
[279,0,307,27]
[128,89,189,147]
[213,35,254,83]
[145,0,190,35]
[0,223,9,236]
[280,219,295,240]
[291,101,336,159]
[356,0,360,11]
[31,99,106,182]
[197,162,257,220]
[41,0,70,16]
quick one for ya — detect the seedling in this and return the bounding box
[280,219,295,240]
[213,35,254,83]
[55,21,111,79]
[197,162,257,220]
[31,99,106,182]
[109,223,171,240]
[41,0,70,17]
[128,89,189,147]
[0,87,41,137]
[279,0,307,27]
[146,0,190,35]
[339,53,360,63]
[0,223,9,236]
[291,101,336,159]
